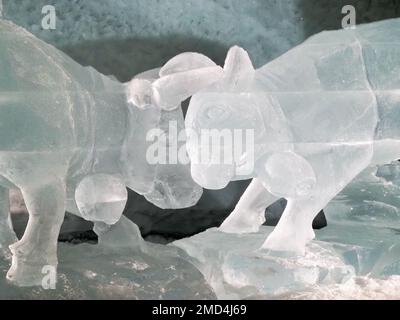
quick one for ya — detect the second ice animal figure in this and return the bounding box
[185,19,400,254]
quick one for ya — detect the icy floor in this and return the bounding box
[0,217,215,299]
[1,219,400,300]
[1,212,400,299]
[174,224,400,300]
[173,166,400,300]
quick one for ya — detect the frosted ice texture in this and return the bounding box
[186,19,400,255]
[174,164,400,300]
[0,19,208,286]
[0,215,216,299]
[174,221,400,299]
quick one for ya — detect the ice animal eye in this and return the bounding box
[205,105,230,121]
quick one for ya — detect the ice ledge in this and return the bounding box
[173,225,400,299]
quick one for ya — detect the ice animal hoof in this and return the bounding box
[7,242,58,287]
[6,258,56,287]
[260,233,306,256]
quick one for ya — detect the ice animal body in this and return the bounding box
[0,19,220,286]
[186,19,400,254]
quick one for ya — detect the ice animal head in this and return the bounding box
[125,56,224,207]
[185,47,265,189]
[123,90,204,209]
[185,46,317,196]
[143,106,205,209]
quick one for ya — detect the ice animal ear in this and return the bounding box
[222,46,255,91]
[261,152,316,199]
[152,53,224,110]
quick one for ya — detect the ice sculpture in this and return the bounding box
[186,19,400,254]
[0,19,224,286]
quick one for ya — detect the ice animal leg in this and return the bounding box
[262,158,369,254]
[260,141,375,254]
[0,186,17,252]
[261,196,330,254]
[6,178,66,286]
[219,178,278,233]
